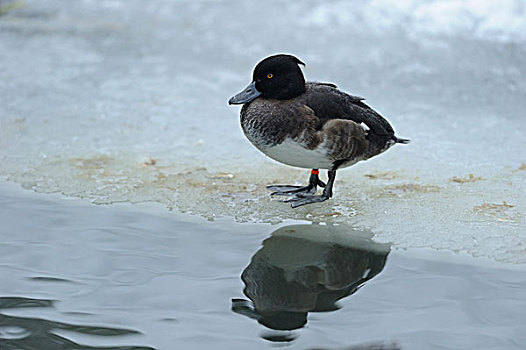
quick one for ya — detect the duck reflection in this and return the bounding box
[232,224,390,332]
[0,296,154,350]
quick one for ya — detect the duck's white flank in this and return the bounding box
[258,138,334,169]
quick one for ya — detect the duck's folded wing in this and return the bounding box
[304,82,395,136]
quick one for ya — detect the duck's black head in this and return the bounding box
[229,54,306,105]
[253,54,306,99]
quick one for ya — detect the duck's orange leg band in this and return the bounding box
[311,169,320,175]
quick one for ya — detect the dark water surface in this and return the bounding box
[1,182,525,350]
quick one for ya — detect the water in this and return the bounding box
[0,1,526,348]
[1,183,525,349]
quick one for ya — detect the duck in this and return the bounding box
[229,54,408,208]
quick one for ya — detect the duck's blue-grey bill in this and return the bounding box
[228,81,261,104]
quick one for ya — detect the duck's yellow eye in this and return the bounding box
[267,73,274,79]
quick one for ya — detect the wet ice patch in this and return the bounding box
[3,152,525,263]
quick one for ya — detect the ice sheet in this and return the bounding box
[0,0,525,263]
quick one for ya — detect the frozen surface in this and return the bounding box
[1,0,525,262]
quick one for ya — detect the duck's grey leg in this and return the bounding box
[267,169,326,196]
[285,170,336,208]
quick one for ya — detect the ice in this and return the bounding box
[306,0,526,42]
[0,0,525,263]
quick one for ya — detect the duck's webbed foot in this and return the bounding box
[280,170,337,208]
[284,194,330,208]
[267,169,325,196]
[267,184,316,195]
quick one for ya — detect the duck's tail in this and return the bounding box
[392,136,410,144]
[371,134,409,156]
